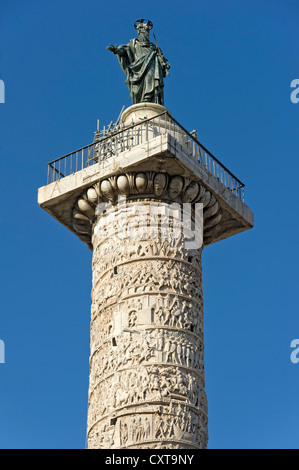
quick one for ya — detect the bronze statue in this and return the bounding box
[107,19,170,105]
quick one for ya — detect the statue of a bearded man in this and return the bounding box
[107,19,170,105]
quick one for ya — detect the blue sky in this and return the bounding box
[0,0,298,449]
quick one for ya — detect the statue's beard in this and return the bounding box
[138,31,150,43]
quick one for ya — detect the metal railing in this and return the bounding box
[46,112,245,202]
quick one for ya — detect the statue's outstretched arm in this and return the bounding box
[106,44,127,57]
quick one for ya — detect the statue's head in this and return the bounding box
[134,18,153,42]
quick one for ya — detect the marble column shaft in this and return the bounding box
[87,196,208,449]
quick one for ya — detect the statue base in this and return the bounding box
[121,103,172,126]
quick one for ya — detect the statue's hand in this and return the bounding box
[161,60,170,77]
[107,44,118,54]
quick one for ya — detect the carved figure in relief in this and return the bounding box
[151,376,160,397]
[120,421,128,446]
[135,417,143,442]
[156,329,164,352]
[170,300,183,328]
[165,416,174,438]
[185,342,191,367]
[157,305,164,324]
[144,417,151,439]
[130,418,137,443]
[128,310,137,328]
[159,374,170,398]
[164,305,172,325]
[154,415,165,439]
[101,423,115,447]
[163,335,176,363]
[114,386,129,408]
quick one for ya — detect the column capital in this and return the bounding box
[72,171,222,250]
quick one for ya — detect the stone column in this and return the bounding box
[38,102,253,449]
[83,171,220,449]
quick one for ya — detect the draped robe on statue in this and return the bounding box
[117,39,165,105]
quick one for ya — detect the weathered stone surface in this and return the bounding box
[87,199,208,449]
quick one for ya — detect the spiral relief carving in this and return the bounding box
[87,197,209,449]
